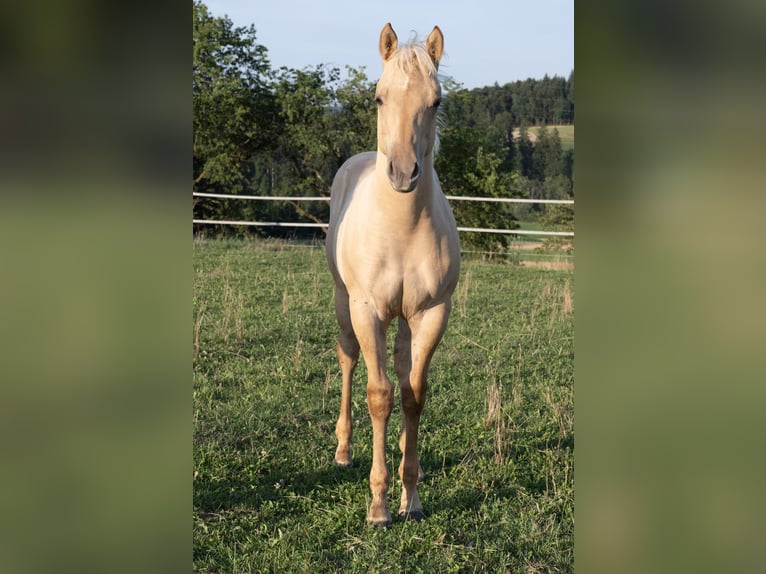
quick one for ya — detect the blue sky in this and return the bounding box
[202,0,573,89]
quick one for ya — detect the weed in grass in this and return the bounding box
[486,379,502,427]
[193,299,206,360]
[455,268,472,318]
[292,336,304,369]
[563,279,574,315]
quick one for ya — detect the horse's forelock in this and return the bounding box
[389,42,439,79]
[382,37,446,156]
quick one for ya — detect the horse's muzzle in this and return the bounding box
[387,160,420,192]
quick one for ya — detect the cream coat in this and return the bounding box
[325,23,460,526]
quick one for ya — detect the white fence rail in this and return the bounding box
[192,192,574,237]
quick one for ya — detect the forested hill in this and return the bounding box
[448,73,575,129]
[193,1,574,250]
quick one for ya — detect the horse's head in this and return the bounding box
[375,23,443,193]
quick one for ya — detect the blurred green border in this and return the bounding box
[576,1,766,572]
[3,0,765,571]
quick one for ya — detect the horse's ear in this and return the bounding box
[379,23,398,61]
[425,26,444,67]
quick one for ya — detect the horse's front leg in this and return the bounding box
[397,301,451,520]
[350,300,394,526]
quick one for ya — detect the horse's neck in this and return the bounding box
[373,152,437,220]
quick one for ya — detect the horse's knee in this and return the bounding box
[367,380,394,418]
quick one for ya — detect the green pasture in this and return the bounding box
[545,125,574,150]
[193,238,573,573]
[512,125,574,150]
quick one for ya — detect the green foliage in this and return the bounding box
[193,0,275,193]
[193,239,573,573]
[540,203,575,231]
[271,65,376,198]
[438,142,520,251]
[436,87,520,252]
[534,127,563,180]
[462,73,574,127]
[250,65,376,234]
[516,125,535,177]
[329,67,378,160]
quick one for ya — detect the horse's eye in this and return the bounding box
[374,96,383,107]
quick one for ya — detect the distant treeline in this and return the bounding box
[193,1,573,250]
[449,73,574,128]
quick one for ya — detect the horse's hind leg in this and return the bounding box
[333,285,359,467]
[395,319,425,486]
[397,302,451,520]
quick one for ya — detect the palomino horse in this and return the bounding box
[325,23,460,526]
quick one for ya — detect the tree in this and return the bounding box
[530,125,549,181]
[329,67,377,164]
[264,65,376,232]
[561,147,574,182]
[272,65,338,198]
[436,117,520,252]
[193,1,276,198]
[487,111,515,171]
[544,128,564,180]
[516,125,534,178]
[272,65,375,197]
[567,69,575,123]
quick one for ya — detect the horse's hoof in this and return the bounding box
[333,458,352,468]
[366,517,392,528]
[399,510,425,521]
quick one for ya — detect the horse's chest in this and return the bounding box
[346,246,453,317]
[334,195,459,317]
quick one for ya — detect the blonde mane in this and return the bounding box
[388,41,439,78]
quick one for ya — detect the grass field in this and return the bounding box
[193,238,573,573]
[511,125,574,150]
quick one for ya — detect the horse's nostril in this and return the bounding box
[411,163,420,179]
